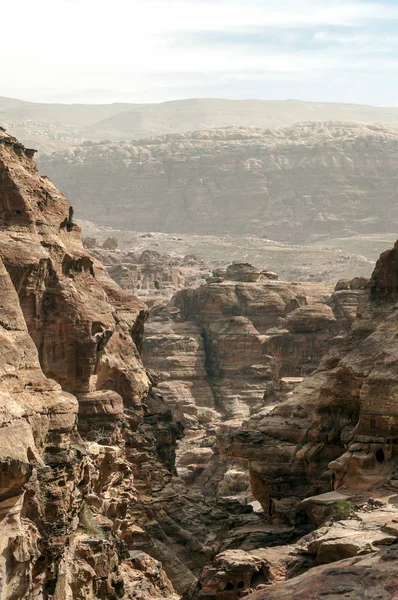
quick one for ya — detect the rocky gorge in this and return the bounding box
[1,127,398,600]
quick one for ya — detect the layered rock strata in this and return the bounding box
[142,268,364,502]
[0,128,183,598]
[223,242,398,527]
[185,243,398,600]
[166,268,361,421]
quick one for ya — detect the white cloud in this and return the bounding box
[1,0,398,103]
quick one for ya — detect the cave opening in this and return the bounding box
[376,448,385,463]
[250,569,267,588]
[225,582,235,591]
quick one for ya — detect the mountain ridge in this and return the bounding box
[38,121,398,244]
[2,95,398,152]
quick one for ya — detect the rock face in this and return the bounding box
[39,122,398,242]
[186,491,398,600]
[223,239,398,526]
[142,267,364,503]
[164,270,362,422]
[0,129,182,598]
[86,242,210,301]
[143,315,215,428]
[181,242,398,600]
[244,547,398,600]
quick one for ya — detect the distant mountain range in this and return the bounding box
[38,122,398,243]
[2,96,398,152]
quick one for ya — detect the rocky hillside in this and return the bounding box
[84,236,211,300]
[3,96,398,151]
[39,122,398,243]
[142,265,365,502]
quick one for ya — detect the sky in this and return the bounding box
[2,0,398,105]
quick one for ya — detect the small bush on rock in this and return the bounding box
[334,499,355,520]
[230,301,246,316]
[197,408,216,425]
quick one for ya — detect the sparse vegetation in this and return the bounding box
[79,502,108,540]
[197,407,216,425]
[230,301,246,316]
[334,499,355,520]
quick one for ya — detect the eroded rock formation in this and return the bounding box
[2,126,398,600]
[223,242,398,527]
[162,268,361,421]
[86,241,210,301]
[184,244,398,600]
[0,129,182,598]
[142,266,365,503]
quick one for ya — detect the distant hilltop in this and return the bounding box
[1,96,398,152]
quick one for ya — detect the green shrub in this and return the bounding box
[230,301,246,316]
[334,499,355,520]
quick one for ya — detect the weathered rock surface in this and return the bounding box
[223,239,398,528]
[39,123,398,243]
[141,268,364,506]
[182,240,398,600]
[86,241,210,301]
[0,128,187,598]
[244,546,398,600]
[187,489,398,600]
[167,271,361,421]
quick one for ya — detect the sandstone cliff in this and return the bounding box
[39,122,398,243]
[0,128,183,598]
[183,247,398,600]
[141,267,366,503]
[223,244,398,525]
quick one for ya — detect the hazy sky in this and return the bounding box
[2,0,398,105]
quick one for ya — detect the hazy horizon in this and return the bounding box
[2,0,398,106]
[2,94,398,109]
